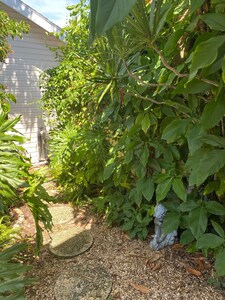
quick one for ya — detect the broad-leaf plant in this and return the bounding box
[0,10,53,299]
[41,0,225,278]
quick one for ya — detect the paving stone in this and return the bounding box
[49,227,93,257]
[49,206,74,225]
[54,264,112,300]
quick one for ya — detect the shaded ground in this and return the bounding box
[12,180,225,300]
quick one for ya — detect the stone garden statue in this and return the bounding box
[150,203,177,251]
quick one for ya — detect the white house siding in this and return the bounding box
[0,3,63,163]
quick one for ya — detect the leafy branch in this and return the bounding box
[123,59,176,89]
[151,44,219,87]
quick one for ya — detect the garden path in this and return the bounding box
[13,178,225,300]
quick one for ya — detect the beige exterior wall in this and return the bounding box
[0,3,62,163]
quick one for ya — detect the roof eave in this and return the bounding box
[1,0,62,34]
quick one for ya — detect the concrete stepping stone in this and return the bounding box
[49,206,74,225]
[54,264,112,300]
[49,227,93,257]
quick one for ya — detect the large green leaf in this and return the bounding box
[140,143,149,166]
[0,133,24,143]
[0,263,32,278]
[156,177,173,202]
[0,117,20,133]
[0,277,34,293]
[0,291,25,300]
[172,178,187,201]
[190,0,205,13]
[176,79,210,95]
[164,29,184,56]
[142,177,154,201]
[196,233,224,249]
[186,148,225,186]
[178,200,199,212]
[162,212,180,234]
[122,219,134,231]
[141,114,150,133]
[189,35,225,81]
[211,220,225,238]
[180,229,195,245]
[124,150,133,164]
[103,161,116,180]
[222,56,225,83]
[215,249,225,276]
[186,125,204,155]
[0,173,23,189]
[200,91,225,130]
[90,0,137,38]
[0,244,35,299]
[0,244,27,262]
[201,14,225,31]
[200,134,225,148]
[188,206,208,238]
[205,201,225,215]
[155,3,173,37]
[162,119,190,143]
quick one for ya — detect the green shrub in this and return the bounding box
[0,243,35,300]
[0,10,53,299]
[0,217,19,245]
[49,123,110,202]
[88,0,225,276]
[42,0,225,277]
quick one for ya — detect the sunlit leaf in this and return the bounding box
[90,0,137,39]
[141,114,150,133]
[103,162,116,180]
[164,29,184,55]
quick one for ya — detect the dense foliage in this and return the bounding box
[0,7,53,252]
[0,10,53,299]
[0,10,29,61]
[42,0,225,277]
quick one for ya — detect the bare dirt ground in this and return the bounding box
[11,197,225,300]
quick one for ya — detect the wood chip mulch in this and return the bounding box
[12,194,225,300]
